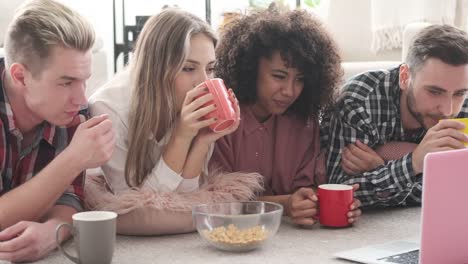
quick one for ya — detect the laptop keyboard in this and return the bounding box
[378,250,419,264]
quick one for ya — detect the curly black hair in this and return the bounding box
[215,6,343,119]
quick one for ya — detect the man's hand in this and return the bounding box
[287,188,318,226]
[0,220,59,262]
[67,114,115,171]
[342,140,384,175]
[412,119,467,174]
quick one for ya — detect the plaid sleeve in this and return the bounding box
[326,88,422,207]
[457,99,468,118]
[56,171,85,212]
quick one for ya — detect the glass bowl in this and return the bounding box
[192,201,283,252]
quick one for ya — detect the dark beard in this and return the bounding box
[406,84,427,129]
[406,83,453,130]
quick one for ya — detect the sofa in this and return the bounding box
[325,0,468,81]
[325,0,432,81]
[338,23,430,81]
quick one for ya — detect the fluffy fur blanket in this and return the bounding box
[84,171,264,235]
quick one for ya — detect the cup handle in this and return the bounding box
[314,193,320,220]
[56,223,80,264]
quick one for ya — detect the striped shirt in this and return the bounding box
[0,59,85,211]
[323,66,468,207]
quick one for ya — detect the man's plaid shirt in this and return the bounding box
[322,66,468,207]
[0,59,85,211]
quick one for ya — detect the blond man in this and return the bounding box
[0,0,114,261]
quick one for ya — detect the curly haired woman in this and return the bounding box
[210,6,362,227]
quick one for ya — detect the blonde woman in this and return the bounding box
[86,8,260,235]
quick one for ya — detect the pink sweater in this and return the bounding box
[210,105,323,195]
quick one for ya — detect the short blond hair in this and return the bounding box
[4,0,95,75]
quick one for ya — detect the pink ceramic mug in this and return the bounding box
[202,78,237,132]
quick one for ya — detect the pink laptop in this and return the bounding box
[335,148,468,264]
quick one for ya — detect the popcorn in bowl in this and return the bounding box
[192,201,283,252]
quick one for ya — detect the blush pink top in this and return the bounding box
[210,105,323,196]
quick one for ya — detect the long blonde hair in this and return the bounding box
[125,8,217,187]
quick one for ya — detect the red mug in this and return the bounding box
[202,78,237,132]
[317,184,354,227]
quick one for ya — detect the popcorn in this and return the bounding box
[202,224,268,248]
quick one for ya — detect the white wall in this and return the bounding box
[0,0,24,46]
[326,0,401,62]
[66,0,301,75]
[2,0,380,78]
[5,0,435,76]
[59,0,114,79]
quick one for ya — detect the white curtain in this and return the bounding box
[371,0,457,53]
[456,0,468,31]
